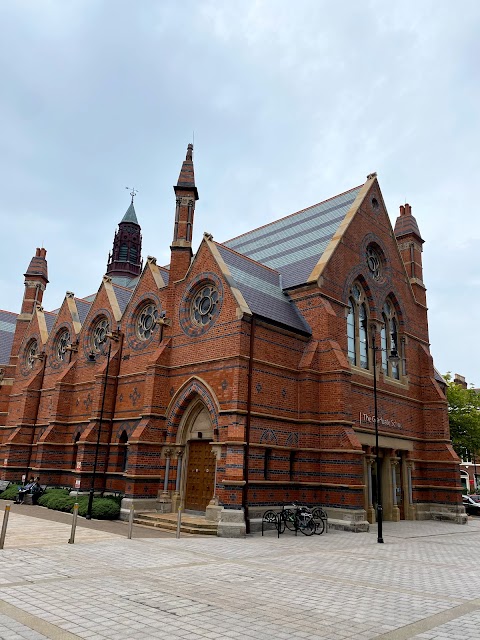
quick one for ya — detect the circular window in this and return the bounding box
[55,329,70,362]
[136,303,158,341]
[191,284,220,326]
[91,317,110,353]
[25,339,38,370]
[179,273,224,337]
[366,246,382,281]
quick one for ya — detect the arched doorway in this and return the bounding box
[181,403,216,512]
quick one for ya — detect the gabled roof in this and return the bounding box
[0,309,16,365]
[112,283,134,316]
[110,275,140,289]
[224,185,362,289]
[215,244,311,335]
[44,311,57,334]
[75,297,93,325]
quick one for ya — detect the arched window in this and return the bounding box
[129,246,137,262]
[119,431,128,472]
[119,244,128,261]
[347,283,369,370]
[381,300,400,379]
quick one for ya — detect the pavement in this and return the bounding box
[1,501,480,640]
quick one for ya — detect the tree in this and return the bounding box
[444,373,480,463]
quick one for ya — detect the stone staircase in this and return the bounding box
[133,511,219,536]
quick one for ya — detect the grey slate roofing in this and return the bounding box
[121,202,139,225]
[44,311,57,334]
[216,244,311,335]
[225,185,362,289]
[112,284,133,316]
[110,275,139,289]
[434,368,447,386]
[75,298,92,325]
[0,310,16,364]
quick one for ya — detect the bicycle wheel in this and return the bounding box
[298,514,315,536]
[262,510,279,533]
[312,507,327,535]
[282,508,296,531]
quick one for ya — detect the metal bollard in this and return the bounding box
[127,503,134,539]
[176,506,182,539]
[0,503,11,550]
[68,503,79,544]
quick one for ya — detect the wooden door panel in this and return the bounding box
[185,441,216,511]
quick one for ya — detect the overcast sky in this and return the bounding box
[1,0,479,385]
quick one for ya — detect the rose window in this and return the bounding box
[91,317,110,353]
[136,303,158,341]
[191,285,219,326]
[366,246,382,281]
[25,340,38,369]
[56,330,70,361]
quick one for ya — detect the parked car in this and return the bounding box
[462,495,480,516]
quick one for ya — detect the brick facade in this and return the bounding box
[0,148,464,532]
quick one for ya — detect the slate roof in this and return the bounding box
[216,244,311,335]
[75,298,92,325]
[121,202,139,225]
[225,186,362,289]
[44,311,57,334]
[110,275,139,289]
[0,310,16,365]
[112,284,134,316]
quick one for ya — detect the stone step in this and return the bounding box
[133,512,218,536]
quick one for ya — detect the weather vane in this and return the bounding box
[126,186,138,203]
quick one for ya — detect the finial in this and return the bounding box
[126,186,138,203]
[186,144,193,161]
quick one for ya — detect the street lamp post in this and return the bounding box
[370,324,400,544]
[86,340,113,520]
[371,328,384,543]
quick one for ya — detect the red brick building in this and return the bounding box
[0,145,465,534]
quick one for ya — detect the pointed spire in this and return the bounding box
[174,143,198,200]
[106,197,142,278]
[121,201,139,225]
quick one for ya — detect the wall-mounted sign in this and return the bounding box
[75,478,81,488]
[359,412,402,430]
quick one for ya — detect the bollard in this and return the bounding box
[127,503,134,540]
[0,503,11,550]
[176,506,182,539]
[68,503,79,544]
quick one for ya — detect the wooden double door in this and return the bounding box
[184,440,216,511]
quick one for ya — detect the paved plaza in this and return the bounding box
[1,503,480,639]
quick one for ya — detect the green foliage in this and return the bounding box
[77,497,120,520]
[444,373,480,461]
[37,488,120,519]
[0,485,20,501]
[37,488,70,504]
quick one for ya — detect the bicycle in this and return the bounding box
[280,503,316,536]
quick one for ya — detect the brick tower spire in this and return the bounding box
[106,196,142,279]
[394,203,426,306]
[8,248,49,368]
[169,143,198,282]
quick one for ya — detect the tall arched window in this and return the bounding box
[347,283,369,369]
[119,431,128,472]
[381,300,400,379]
